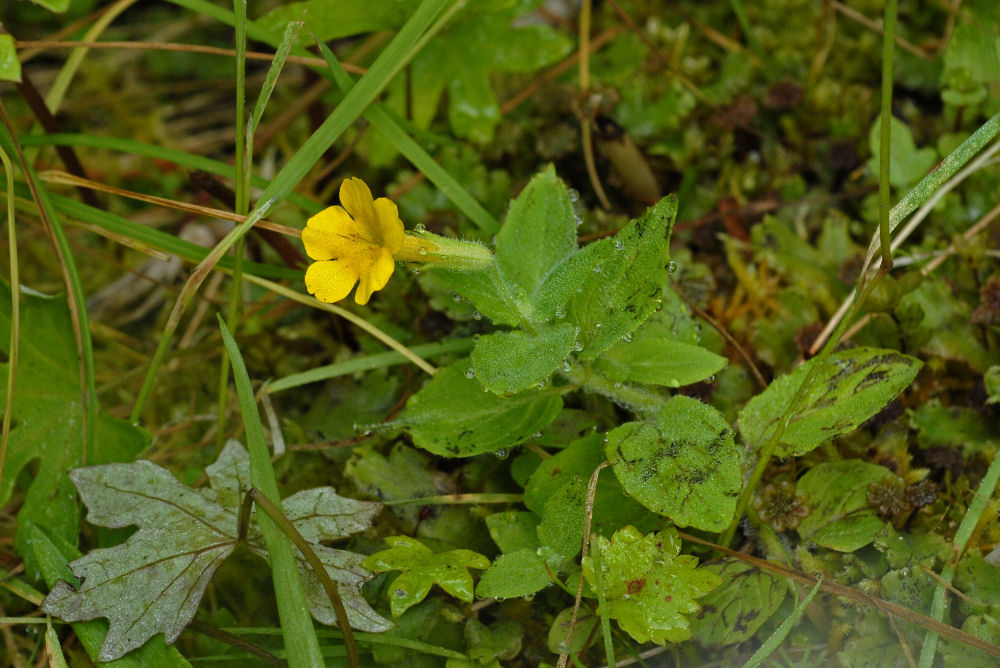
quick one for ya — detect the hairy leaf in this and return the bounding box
[42,441,387,661]
[363,535,489,617]
[472,323,576,395]
[475,549,551,600]
[738,346,922,457]
[606,396,740,532]
[400,360,562,457]
[582,526,721,644]
[594,338,728,388]
[569,195,677,359]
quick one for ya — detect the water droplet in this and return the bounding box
[572,340,584,352]
[574,214,583,227]
[493,448,509,459]
[613,382,622,389]
[614,239,624,250]
[667,261,678,273]
[411,267,421,274]
[707,375,716,382]
[472,311,483,320]
[418,247,428,255]
[554,306,566,319]
[414,223,427,232]
[593,266,602,274]
[595,322,602,329]
[533,432,543,439]
[560,360,571,372]
[465,368,475,379]
[452,294,463,303]
[622,333,633,343]
[537,378,548,389]
[568,189,579,202]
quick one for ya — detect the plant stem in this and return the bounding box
[877,0,897,271]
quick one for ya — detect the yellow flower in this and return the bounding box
[302,178,405,305]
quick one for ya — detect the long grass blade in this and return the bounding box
[0,146,18,501]
[218,316,324,667]
[741,580,822,668]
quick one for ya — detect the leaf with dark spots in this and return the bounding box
[738,347,922,457]
[606,396,740,532]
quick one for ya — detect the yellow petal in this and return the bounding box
[305,259,358,303]
[373,197,405,254]
[354,248,396,305]
[302,205,370,260]
[339,178,378,238]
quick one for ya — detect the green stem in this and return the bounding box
[562,362,668,419]
[877,0,897,271]
[0,146,18,495]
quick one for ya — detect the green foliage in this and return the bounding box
[0,285,149,576]
[471,323,576,395]
[689,561,787,646]
[0,35,21,82]
[582,526,721,644]
[399,360,562,456]
[256,0,410,41]
[795,460,897,552]
[606,396,740,532]
[868,114,938,188]
[739,347,922,457]
[569,195,677,360]
[594,338,727,388]
[362,535,490,617]
[41,441,388,660]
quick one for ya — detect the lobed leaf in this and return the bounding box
[42,441,387,661]
[582,526,721,645]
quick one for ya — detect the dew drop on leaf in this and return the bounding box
[414,223,427,232]
[473,311,483,320]
[667,261,678,273]
[465,368,476,379]
[615,239,625,250]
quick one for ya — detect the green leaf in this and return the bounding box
[868,114,938,188]
[41,441,388,661]
[28,0,69,11]
[475,549,551,600]
[795,460,894,552]
[0,286,149,576]
[606,396,740,532]
[689,560,787,646]
[472,323,576,395]
[256,0,411,41]
[485,511,540,554]
[495,166,577,309]
[345,444,438,533]
[435,265,522,327]
[582,526,721,644]
[29,526,192,667]
[594,338,728,388]
[569,195,677,359]
[525,432,656,536]
[738,347,922,457]
[464,618,522,663]
[548,607,599,655]
[408,5,571,143]
[536,477,585,567]
[401,360,562,457]
[0,35,21,83]
[363,535,490,617]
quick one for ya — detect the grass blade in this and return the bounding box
[0,145,17,506]
[741,580,822,668]
[218,316,324,667]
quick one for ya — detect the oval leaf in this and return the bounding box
[472,323,576,395]
[595,338,728,388]
[606,396,740,532]
[738,347,922,457]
